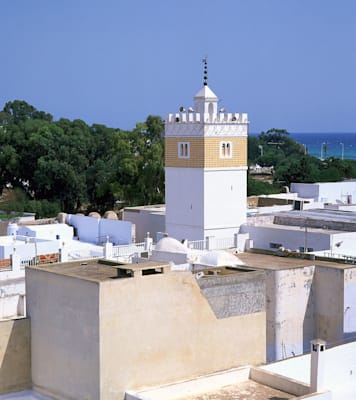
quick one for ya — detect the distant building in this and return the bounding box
[291,181,356,204]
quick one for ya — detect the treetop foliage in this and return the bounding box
[248,128,356,190]
[0,100,164,215]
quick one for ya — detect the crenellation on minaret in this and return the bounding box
[166,111,248,125]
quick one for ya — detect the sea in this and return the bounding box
[251,132,356,160]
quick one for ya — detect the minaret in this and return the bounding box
[165,60,248,241]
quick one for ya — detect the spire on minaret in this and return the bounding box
[203,57,208,86]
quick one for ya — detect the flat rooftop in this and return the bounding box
[27,260,170,282]
[27,250,356,283]
[247,222,344,235]
[281,209,356,223]
[176,380,293,400]
[236,251,356,271]
[131,366,298,400]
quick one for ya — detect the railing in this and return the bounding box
[112,243,146,262]
[20,257,36,268]
[215,237,235,250]
[188,240,206,251]
[323,252,356,264]
[188,237,236,251]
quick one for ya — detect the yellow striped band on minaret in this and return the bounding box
[165,136,247,168]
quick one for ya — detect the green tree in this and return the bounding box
[3,100,52,124]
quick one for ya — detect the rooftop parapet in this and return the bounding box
[166,112,249,125]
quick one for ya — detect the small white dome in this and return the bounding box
[155,237,189,253]
[199,250,244,267]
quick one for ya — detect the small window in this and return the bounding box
[270,242,282,249]
[299,246,314,253]
[220,141,232,158]
[178,142,190,158]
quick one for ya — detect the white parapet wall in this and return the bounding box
[261,340,356,398]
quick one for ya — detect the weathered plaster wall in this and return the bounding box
[0,318,31,394]
[265,266,315,362]
[123,209,165,243]
[343,267,356,336]
[197,271,265,318]
[26,269,100,400]
[99,271,265,400]
[314,266,344,343]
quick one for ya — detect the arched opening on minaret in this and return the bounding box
[208,102,214,117]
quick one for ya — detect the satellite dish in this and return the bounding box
[188,107,194,112]
[219,107,225,113]
[179,106,185,112]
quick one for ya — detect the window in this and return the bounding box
[270,242,282,249]
[299,246,314,253]
[178,142,190,158]
[220,141,232,158]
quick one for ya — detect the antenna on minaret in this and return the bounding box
[202,56,208,86]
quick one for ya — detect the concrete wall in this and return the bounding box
[0,279,25,320]
[262,340,356,397]
[17,224,73,242]
[150,250,188,264]
[67,214,98,242]
[99,272,265,399]
[1,240,59,259]
[291,183,320,201]
[314,266,344,343]
[343,267,356,336]
[291,181,356,203]
[321,341,356,392]
[263,262,356,363]
[242,225,331,252]
[123,209,165,243]
[265,266,315,362]
[99,218,132,245]
[197,271,265,318]
[26,269,100,400]
[0,319,31,394]
[67,214,132,245]
[329,232,356,257]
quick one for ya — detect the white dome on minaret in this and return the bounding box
[194,85,218,115]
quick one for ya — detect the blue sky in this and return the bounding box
[1,0,356,133]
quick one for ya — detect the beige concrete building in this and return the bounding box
[236,252,356,362]
[26,260,266,400]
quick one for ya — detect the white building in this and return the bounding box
[165,68,248,241]
[291,181,356,204]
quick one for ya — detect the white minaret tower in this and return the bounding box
[165,59,248,241]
